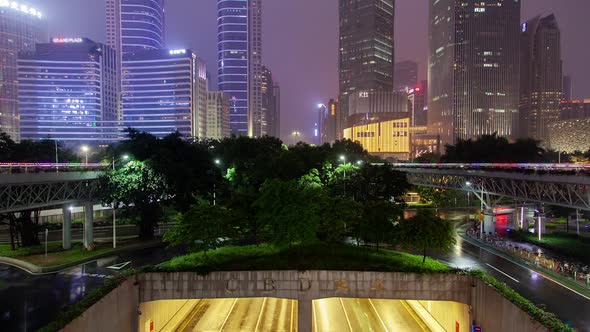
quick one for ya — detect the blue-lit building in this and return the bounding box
[106,0,165,54]
[18,38,118,144]
[122,49,207,138]
[217,0,262,137]
[0,1,47,140]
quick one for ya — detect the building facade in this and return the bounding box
[348,91,407,120]
[428,0,521,147]
[548,119,590,153]
[343,114,412,160]
[18,38,118,143]
[560,99,590,121]
[519,14,563,144]
[339,0,395,139]
[0,1,46,140]
[206,91,230,140]
[121,49,206,139]
[217,0,263,137]
[106,0,166,54]
[394,60,418,92]
[408,85,427,126]
[261,66,280,138]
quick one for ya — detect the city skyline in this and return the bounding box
[13,0,590,141]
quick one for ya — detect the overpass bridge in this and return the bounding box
[388,163,590,211]
[0,163,106,249]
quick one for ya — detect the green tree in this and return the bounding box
[398,209,456,264]
[359,201,402,249]
[415,186,455,207]
[317,195,362,244]
[253,180,321,247]
[164,203,232,254]
[101,160,168,239]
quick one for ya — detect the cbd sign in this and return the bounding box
[359,91,369,98]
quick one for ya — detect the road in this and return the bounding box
[0,244,183,331]
[433,210,590,332]
[171,298,297,332]
[313,298,433,331]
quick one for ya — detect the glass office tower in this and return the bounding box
[122,49,206,138]
[106,0,166,54]
[428,0,521,147]
[18,38,118,143]
[217,0,262,137]
[0,1,46,140]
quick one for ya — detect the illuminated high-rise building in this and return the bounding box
[519,14,563,144]
[18,38,118,144]
[394,60,418,92]
[206,91,230,140]
[121,49,206,138]
[217,0,263,137]
[106,0,166,54]
[339,0,395,139]
[428,0,521,147]
[0,1,46,140]
[261,66,280,138]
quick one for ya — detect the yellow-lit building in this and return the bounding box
[344,117,412,160]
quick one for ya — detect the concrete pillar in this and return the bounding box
[483,210,496,235]
[62,205,72,250]
[298,300,312,332]
[83,202,94,250]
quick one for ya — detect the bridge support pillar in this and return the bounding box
[483,210,496,235]
[62,205,72,250]
[298,299,312,331]
[83,202,94,250]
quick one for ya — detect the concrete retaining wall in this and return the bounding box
[62,278,139,332]
[59,271,550,332]
[472,278,545,332]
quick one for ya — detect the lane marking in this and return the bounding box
[218,298,238,332]
[400,300,429,332]
[106,261,131,270]
[173,299,204,332]
[254,297,267,332]
[460,231,590,301]
[485,263,520,283]
[339,298,354,332]
[368,299,389,332]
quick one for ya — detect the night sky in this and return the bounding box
[27,0,590,141]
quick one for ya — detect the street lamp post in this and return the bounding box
[81,145,89,165]
[111,154,129,249]
[340,155,347,195]
[213,159,221,206]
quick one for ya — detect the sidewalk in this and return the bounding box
[460,226,590,299]
[0,240,164,275]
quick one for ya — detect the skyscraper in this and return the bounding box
[0,1,46,140]
[206,91,230,140]
[519,15,562,144]
[261,66,280,138]
[217,0,263,137]
[394,60,418,92]
[106,0,166,54]
[18,38,118,144]
[121,49,206,138]
[563,75,572,101]
[428,0,521,147]
[339,0,395,139]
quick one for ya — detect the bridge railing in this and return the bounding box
[0,163,109,174]
[384,163,590,176]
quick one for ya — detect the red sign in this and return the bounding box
[456,322,460,332]
[150,321,154,331]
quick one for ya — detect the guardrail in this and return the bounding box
[0,163,109,174]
